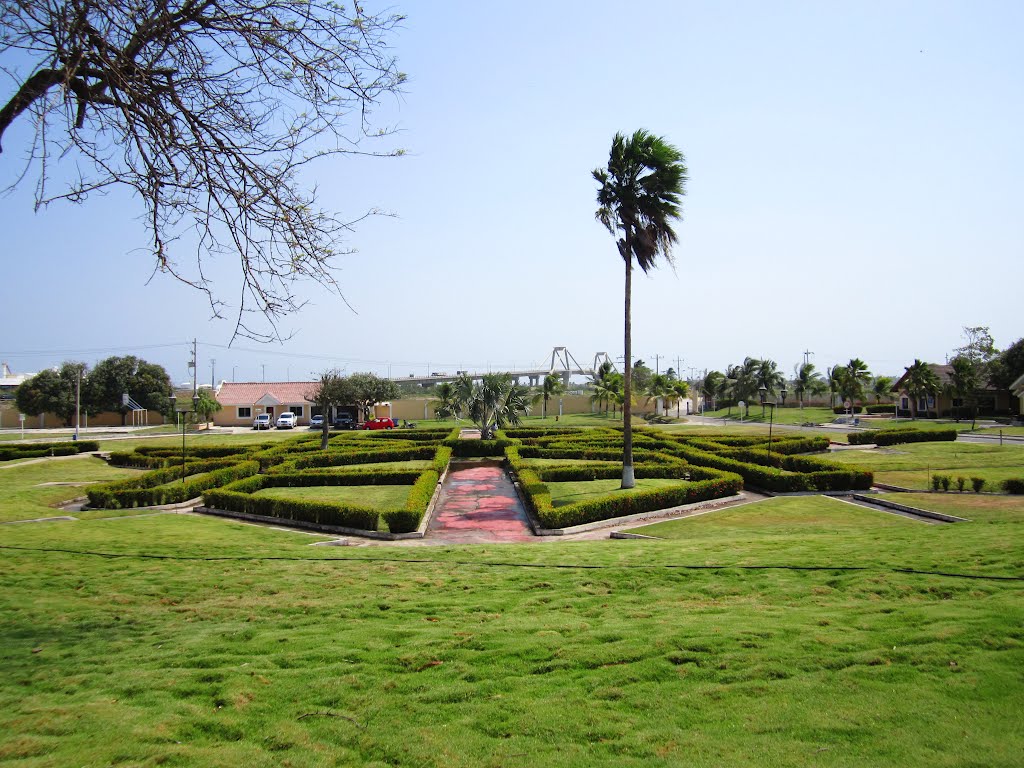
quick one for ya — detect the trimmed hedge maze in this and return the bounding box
[502,427,872,529]
[90,428,454,534]
[88,425,873,535]
[0,440,99,462]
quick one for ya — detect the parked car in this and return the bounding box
[252,413,272,430]
[363,417,395,430]
[332,414,356,430]
[309,414,325,429]
[275,412,297,429]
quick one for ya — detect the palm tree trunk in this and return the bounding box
[622,251,635,489]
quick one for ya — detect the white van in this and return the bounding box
[276,412,297,429]
[253,413,272,430]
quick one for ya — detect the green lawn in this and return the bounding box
[1,432,1023,766]
[827,442,1024,490]
[969,426,1024,437]
[547,478,690,508]
[254,484,411,509]
[882,492,1024,524]
[0,455,143,522]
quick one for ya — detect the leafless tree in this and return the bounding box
[0,0,405,340]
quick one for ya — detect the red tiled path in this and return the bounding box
[426,464,533,543]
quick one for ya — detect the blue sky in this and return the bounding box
[2,0,1022,385]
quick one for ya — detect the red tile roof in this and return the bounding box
[216,381,318,406]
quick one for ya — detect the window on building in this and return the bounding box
[290,406,303,417]
[900,397,909,410]
[237,407,252,418]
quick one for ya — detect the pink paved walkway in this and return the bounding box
[427,464,533,543]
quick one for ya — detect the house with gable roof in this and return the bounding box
[213,381,320,427]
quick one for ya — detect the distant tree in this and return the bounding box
[670,379,690,417]
[954,326,998,365]
[903,360,941,419]
[630,360,653,396]
[948,356,981,428]
[731,358,760,417]
[347,372,399,423]
[987,337,1024,390]
[594,129,687,488]
[194,390,222,427]
[840,358,872,404]
[792,362,823,410]
[14,362,93,425]
[90,356,172,425]
[700,370,724,412]
[755,358,784,396]
[433,382,462,421]
[537,374,566,419]
[306,369,352,449]
[824,366,841,410]
[644,373,672,415]
[0,1,406,340]
[871,376,894,404]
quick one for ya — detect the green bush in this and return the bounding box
[87,460,258,509]
[1002,479,1024,494]
[940,476,951,492]
[931,475,942,491]
[848,428,958,446]
[865,404,897,414]
[107,451,168,468]
[443,438,515,457]
[971,477,985,493]
[955,476,966,493]
[0,439,99,462]
[291,445,437,470]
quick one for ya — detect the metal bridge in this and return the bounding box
[391,348,616,387]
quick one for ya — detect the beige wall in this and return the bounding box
[0,404,166,429]
[213,402,313,427]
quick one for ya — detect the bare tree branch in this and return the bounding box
[0,0,406,341]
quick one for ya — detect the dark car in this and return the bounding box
[309,414,325,429]
[332,414,356,430]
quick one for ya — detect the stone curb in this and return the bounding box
[849,494,968,523]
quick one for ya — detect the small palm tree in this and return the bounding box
[842,358,872,405]
[948,356,980,427]
[594,129,687,488]
[433,381,462,421]
[904,360,941,419]
[671,379,690,417]
[871,376,894,404]
[645,373,672,415]
[448,373,530,438]
[538,373,566,419]
[792,362,822,410]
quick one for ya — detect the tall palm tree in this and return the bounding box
[538,373,566,419]
[824,366,840,410]
[731,357,760,417]
[645,373,672,415]
[903,360,941,419]
[700,370,724,412]
[594,129,687,488]
[948,355,980,427]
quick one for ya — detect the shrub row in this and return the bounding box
[107,451,168,468]
[522,471,743,529]
[847,428,958,446]
[0,440,99,462]
[204,465,442,533]
[290,445,437,470]
[87,460,258,509]
[665,444,872,492]
[444,438,516,457]
[535,459,691,482]
[134,445,254,459]
[865,404,898,414]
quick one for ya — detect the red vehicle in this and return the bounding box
[363,417,395,430]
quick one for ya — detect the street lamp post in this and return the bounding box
[758,385,767,417]
[767,401,775,454]
[168,393,200,483]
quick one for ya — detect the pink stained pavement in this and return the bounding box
[426,464,534,543]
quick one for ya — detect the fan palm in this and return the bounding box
[671,379,690,417]
[594,130,687,488]
[537,373,566,420]
[871,376,894,405]
[903,360,941,419]
[792,362,822,410]
[841,358,872,404]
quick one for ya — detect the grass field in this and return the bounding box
[0,456,142,522]
[826,442,1024,491]
[547,478,689,508]
[1,434,1023,766]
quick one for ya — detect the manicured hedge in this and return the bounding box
[1003,479,1024,494]
[290,445,437,470]
[526,471,743,529]
[134,445,254,459]
[87,460,259,509]
[204,465,441,533]
[107,451,168,469]
[865,404,897,414]
[0,440,99,462]
[847,428,958,446]
[444,438,515,457]
[535,459,689,483]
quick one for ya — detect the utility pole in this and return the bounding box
[652,353,662,375]
[675,357,684,378]
[189,339,198,397]
[210,358,216,389]
[261,364,266,382]
[803,349,814,367]
[74,366,81,441]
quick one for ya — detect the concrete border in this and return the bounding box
[849,493,969,523]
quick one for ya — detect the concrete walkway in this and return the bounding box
[425,463,533,543]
